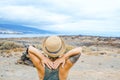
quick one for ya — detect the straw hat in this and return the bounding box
[42,36,66,57]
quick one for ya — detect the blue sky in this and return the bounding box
[0,0,120,36]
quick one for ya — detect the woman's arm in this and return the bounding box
[63,47,82,60]
[53,47,82,69]
[28,45,44,60]
[28,45,53,69]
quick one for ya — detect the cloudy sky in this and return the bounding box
[0,0,120,36]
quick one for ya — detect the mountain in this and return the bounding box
[0,24,55,34]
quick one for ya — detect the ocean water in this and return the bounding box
[0,34,53,38]
[0,32,120,38]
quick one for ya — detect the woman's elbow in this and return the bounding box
[28,45,34,53]
[75,47,82,55]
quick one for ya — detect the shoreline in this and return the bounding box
[0,34,120,39]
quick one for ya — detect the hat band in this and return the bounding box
[45,46,62,54]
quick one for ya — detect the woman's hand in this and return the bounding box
[53,56,66,69]
[41,56,54,69]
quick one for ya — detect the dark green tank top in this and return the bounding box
[43,66,59,80]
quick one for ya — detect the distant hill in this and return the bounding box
[0,24,55,34]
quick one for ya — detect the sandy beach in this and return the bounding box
[0,36,120,80]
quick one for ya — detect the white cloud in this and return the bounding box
[42,19,120,33]
[0,5,70,24]
[0,0,120,36]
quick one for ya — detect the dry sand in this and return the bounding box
[0,36,120,80]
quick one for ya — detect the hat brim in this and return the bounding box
[42,38,66,57]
